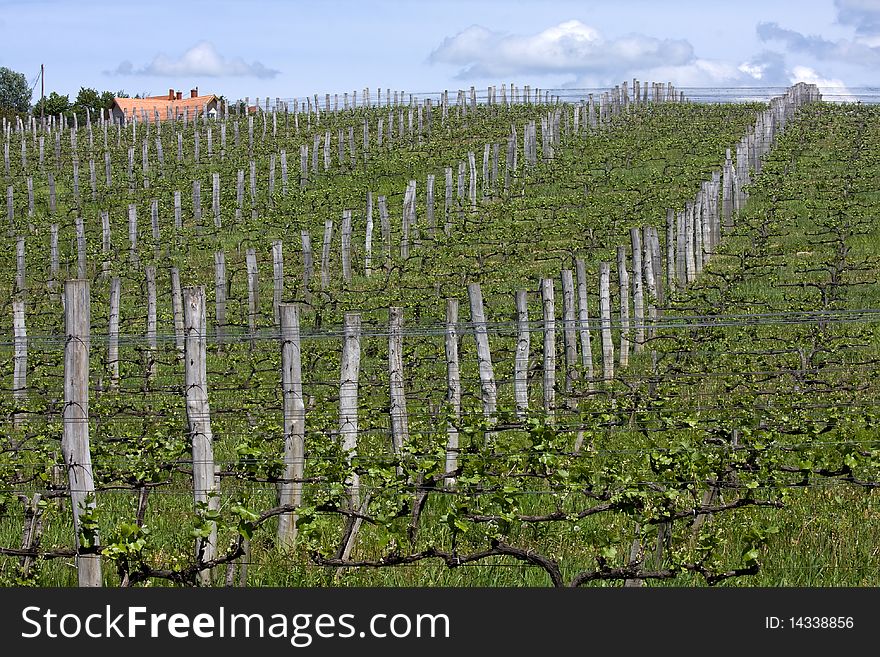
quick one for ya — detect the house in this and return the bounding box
[110,87,221,124]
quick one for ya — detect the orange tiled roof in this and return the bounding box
[113,95,218,120]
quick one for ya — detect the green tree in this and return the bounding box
[0,66,31,114]
[34,91,71,117]
[73,86,102,121]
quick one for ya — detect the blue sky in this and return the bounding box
[0,0,876,104]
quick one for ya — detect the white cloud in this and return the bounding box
[789,65,857,101]
[108,41,279,79]
[428,20,693,80]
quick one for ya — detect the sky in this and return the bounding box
[0,0,877,105]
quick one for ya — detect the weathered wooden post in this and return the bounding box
[341,209,353,283]
[170,267,185,357]
[575,258,595,388]
[339,313,362,509]
[616,246,631,368]
[467,283,497,421]
[145,265,158,381]
[301,231,313,303]
[108,277,121,389]
[272,240,284,324]
[183,286,218,586]
[277,303,305,548]
[320,219,333,290]
[13,300,27,428]
[514,290,530,417]
[246,248,259,339]
[388,307,409,459]
[214,251,227,343]
[63,279,102,586]
[444,299,461,489]
[560,269,579,399]
[599,262,614,381]
[541,278,556,416]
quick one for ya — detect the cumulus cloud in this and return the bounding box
[758,0,880,69]
[428,20,693,79]
[835,0,880,36]
[107,41,279,79]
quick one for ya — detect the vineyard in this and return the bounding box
[1,80,879,587]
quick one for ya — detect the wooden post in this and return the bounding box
[170,267,185,357]
[514,290,530,417]
[174,190,182,230]
[272,240,284,324]
[643,226,659,338]
[15,236,26,297]
[75,215,86,279]
[108,277,120,389]
[444,167,453,236]
[541,278,556,416]
[214,251,227,343]
[301,231,313,303]
[183,286,218,586]
[63,280,102,587]
[630,228,644,352]
[128,203,139,265]
[12,300,27,427]
[426,174,435,238]
[246,248,259,338]
[676,210,686,287]
[277,303,305,548]
[575,258,595,388]
[388,307,409,458]
[339,313,362,509]
[599,262,614,381]
[320,219,333,290]
[341,209,353,283]
[444,298,461,488]
[685,202,696,284]
[616,246,631,368]
[365,192,374,276]
[560,269,579,398]
[467,151,477,210]
[212,172,221,227]
[666,209,676,296]
[145,266,158,381]
[467,283,497,419]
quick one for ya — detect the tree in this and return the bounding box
[34,91,71,117]
[0,66,31,113]
[73,86,102,121]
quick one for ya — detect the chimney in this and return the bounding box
[191,87,198,98]
[168,88,175,101]
[176,91,182,100]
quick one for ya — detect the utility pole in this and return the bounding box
[40,64,44,128]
